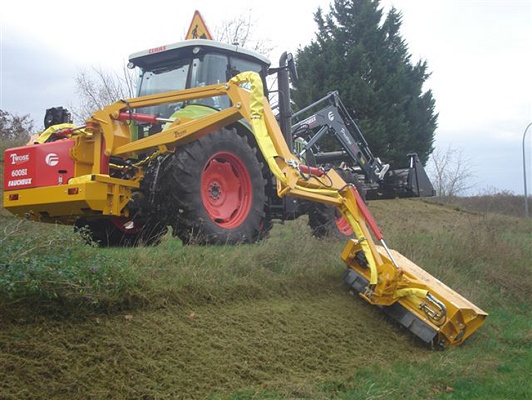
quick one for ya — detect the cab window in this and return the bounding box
[137,60,190,118]
[194,53,230,109]
[229,57,267,94]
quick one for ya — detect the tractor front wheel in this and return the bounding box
[308,169,365,239]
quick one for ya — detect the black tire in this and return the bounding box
[308,169,366,239]
[75,217,167,247]
[308,204,353,239]
[158,127,270,245]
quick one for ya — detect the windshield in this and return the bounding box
[132,51,267,139]
[139,62,190,96]
[137,61,190,118]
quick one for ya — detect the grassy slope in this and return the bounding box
[0,193,530,399]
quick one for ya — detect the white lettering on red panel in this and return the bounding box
[10,153,30,165]
[11,169,28,177]
[7,178,32,187]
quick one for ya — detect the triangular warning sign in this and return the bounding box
[186,10,213,40]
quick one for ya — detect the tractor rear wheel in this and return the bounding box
[159,127,270,245]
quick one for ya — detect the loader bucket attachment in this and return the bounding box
[342,241,488,347]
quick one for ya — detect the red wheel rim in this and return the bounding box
[201,151,252,228]
[335,212,353,236]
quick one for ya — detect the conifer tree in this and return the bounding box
[293,0,437,166]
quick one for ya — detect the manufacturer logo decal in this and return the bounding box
[45,153,59,166]
[341,128,353,146]
[10,153,30,165]
[300,115,317,128]
[148,45,166,54]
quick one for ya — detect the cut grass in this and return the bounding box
[0,198,531,399]
[0,294,431,399]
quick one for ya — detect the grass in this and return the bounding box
[0,191,531,399]
[426,192,528,218]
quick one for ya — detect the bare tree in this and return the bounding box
[71,12,270,123]
[70,65,136,123]
[0,109,34,141]
[0,110,34,159]
[214,11,273,56]
[427,145,475,197]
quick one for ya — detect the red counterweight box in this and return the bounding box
[4,139,76,191]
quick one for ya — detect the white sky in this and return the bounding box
[1,0,531,194]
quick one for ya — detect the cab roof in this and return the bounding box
[129,39,271,69]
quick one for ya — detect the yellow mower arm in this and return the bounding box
[226,72,488,347]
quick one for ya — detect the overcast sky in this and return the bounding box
[1,0,531,194]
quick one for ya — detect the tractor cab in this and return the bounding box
[127,40,271,138]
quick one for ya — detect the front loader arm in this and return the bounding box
[86,72,486,347]
[291,91,388,183]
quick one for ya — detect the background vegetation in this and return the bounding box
[293,0,437,166]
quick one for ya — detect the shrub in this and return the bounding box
[0,218,134,307]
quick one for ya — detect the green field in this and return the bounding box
[0,185,531,399]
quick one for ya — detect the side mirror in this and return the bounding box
[286,53,299,84]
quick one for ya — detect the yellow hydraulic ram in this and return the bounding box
[3,72,487,347]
